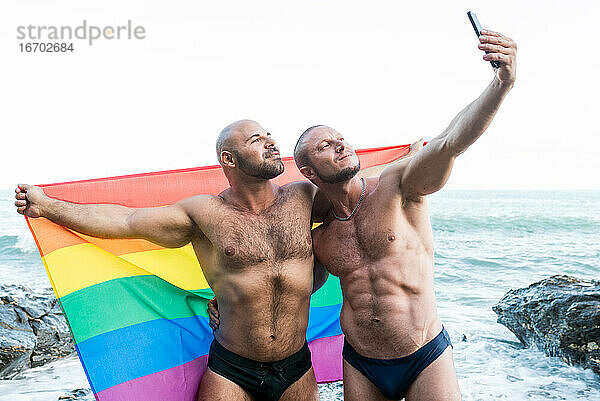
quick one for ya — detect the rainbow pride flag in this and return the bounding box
[25,144,410,401]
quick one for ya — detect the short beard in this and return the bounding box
[316,162,361,184]
[235,151,284,179]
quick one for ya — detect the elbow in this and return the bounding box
[440,134,466,158]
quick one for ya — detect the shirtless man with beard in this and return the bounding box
[291,30,517,401]
[14,119,328,401]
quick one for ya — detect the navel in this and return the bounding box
[224,246,236,256]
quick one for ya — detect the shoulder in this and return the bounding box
[369,166,425,205]
[283,181,318,199]
[283,181,329,220]
[378,158,411,185]
[176,194,220,206]
[175,194,223,215]
[173,195,228,236]
[377,158,428,200]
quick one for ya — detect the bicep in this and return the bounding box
[398,135,456,199]
[127,201,197,248]
[291,181,329,224]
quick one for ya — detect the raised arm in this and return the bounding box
[14,184,198,248]
[383,30,517,200]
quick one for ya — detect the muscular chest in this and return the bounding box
[205,196,313,269]
[313,197,418,277]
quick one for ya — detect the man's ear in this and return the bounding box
[299,166,315,180]
[220,151,235,168]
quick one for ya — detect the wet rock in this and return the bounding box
[0,284,74,379]
[0,297,36,378]
[493,275,600,375]
[58,388,94,400]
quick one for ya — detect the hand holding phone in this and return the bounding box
[467,11,501,69]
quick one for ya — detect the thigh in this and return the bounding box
[196,367,253,401]
[343,360,389,401]
[405,347,462,401]
[279,366,319,401]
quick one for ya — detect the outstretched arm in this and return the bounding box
[14,184,198,248]
[384,30,517,200]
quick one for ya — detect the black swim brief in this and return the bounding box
[207,339,312,401]
[342,326,452,400]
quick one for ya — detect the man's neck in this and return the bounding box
[227,175,279,213]
[319,177,364,219]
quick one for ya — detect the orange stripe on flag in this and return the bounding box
[28,218,165,258]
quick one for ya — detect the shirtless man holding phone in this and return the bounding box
[293,26,517,401]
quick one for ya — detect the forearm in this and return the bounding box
[396,30,517,198]
[443,76,513,155]
[42,198,133,238]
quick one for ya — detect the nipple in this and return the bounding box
[306,235,312,245]
[387,234,396,242]
[224,246,236,256]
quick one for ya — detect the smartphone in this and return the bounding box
[467,11,500,69]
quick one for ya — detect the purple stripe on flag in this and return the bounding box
[309,334,344,383]
[95,355,207,401]
[95,334,344,401]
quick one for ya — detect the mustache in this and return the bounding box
[264,149,280,158]
[337,152,354,161]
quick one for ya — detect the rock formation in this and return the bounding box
[493,275,600,374]
[0,284,74,379]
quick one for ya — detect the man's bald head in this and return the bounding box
[294,125,360,184]
[215,119,284,179]
[294,125,325,169]
[216,119,262,163]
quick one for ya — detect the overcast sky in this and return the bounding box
[1,0,599,190]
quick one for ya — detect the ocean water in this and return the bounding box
[0,189,599,400]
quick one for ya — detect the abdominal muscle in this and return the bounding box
[210,260,313,362]
[339,253,442,359]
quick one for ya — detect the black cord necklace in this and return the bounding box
[333,178,366,221]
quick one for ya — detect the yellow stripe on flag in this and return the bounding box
[44,243,209,297]
[120,246,208,290]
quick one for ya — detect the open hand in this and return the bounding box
[14,184,47,218]
[478,30,517,86]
